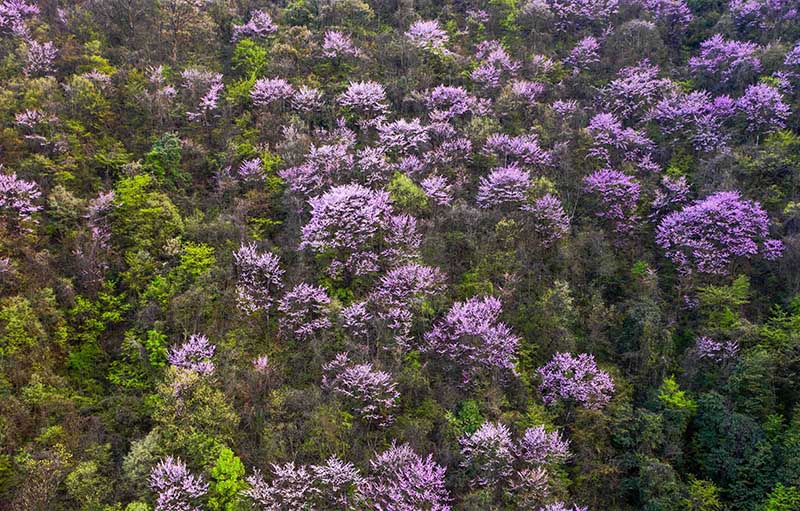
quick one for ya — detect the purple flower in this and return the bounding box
[322,352,400,426]
[515,426,571,465]
[300,184,408,276]
[655,191,783,275]
[477,163,532,210]
[586,113,654,167]
[149,456,208,511]
[522,194,571,246]
[232,10,276,41]
[322,30,361,58]
[548,0,619,30]
[736,83,791,135]
[566,36,600,71]
[251,78,295,108]
[278,283,331,340]
[510,80,546,107]
[0,170,41,230]
[647,91,732,152]
[405,20,449,51]
[460,422,514,487]
[24,40,57,77]
[694,336,740,362]
[370,263,446,342]
[583,169,641,234]
[482,133,552,168]
[421,175,454,206]
[602,60,675,121]
[377,119,430,154]
[537,352,615,409]
[234,242,284,314]
[730,0,798,30]
[337,81,388,116]
[291,85,324,112]
[423,296,520,383]
[786,42,800,67]
[168,334,215,375]
[364,442,451,511]
[688,35,761,85]
[340,301,372,339]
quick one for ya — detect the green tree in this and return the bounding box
[208,447,246,511]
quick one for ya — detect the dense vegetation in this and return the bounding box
[1,0,800,510]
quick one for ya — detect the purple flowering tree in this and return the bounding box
[244,457,364,510]
[300,184,416,277]
[405,20,449,52]
[251,78,295,109]
[377,119,430,155]
[24,40,57,77]
[0,0,39,38]
[168,334,215,375]
[363,442,451,511]
[655,191,783,275]
[149,456,208,511]
[423,296,520,382]
[460,422,515,487]
[583,169,641,235]
[233,243,284,315]
[694,336,739,362]
[322,30,361,59]
[602,60,675,121]
[566,37,600,72]
[537,352,615,409]
[471,40,520,90]
[278,283,332,340]
[421,175,454,206]
[477,164,532,210]
[231,10,277,41]
[586,113,654,169]
[646,91,733,152]
[370,263,446,344]
[548,0,619,30]
[322,352,400,427]
[735,83,791,136]
[515,426,571,466]
[0,170,41,231]
[337,81,389,118]
[688,35,761,86]
[482,133,552,168]
[521,194,571,247]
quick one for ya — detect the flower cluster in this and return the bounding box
[405,20,449,52]
[278,283,331,340]
[647,91,734,151]
[423,296,520,382]
[477,164,532,209]
[322,30,361,58]
[583,169,641,234]
[251,78,295,108]
[231,10,277,41]
[0,170,41,230]
[234,243,284,315]
[363,442,451,511]
[322,352,400,426]
[167,334,215,375]
[688,35,761,85]
[471,40,520,89]
[537,352,615,409]
[244,457,364,510]
[300,184,414,276]
[736,83,791,134]
[694,336,740,362]
[149,457,208,511]
[482,133,552,168]
[655,191,783,275]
